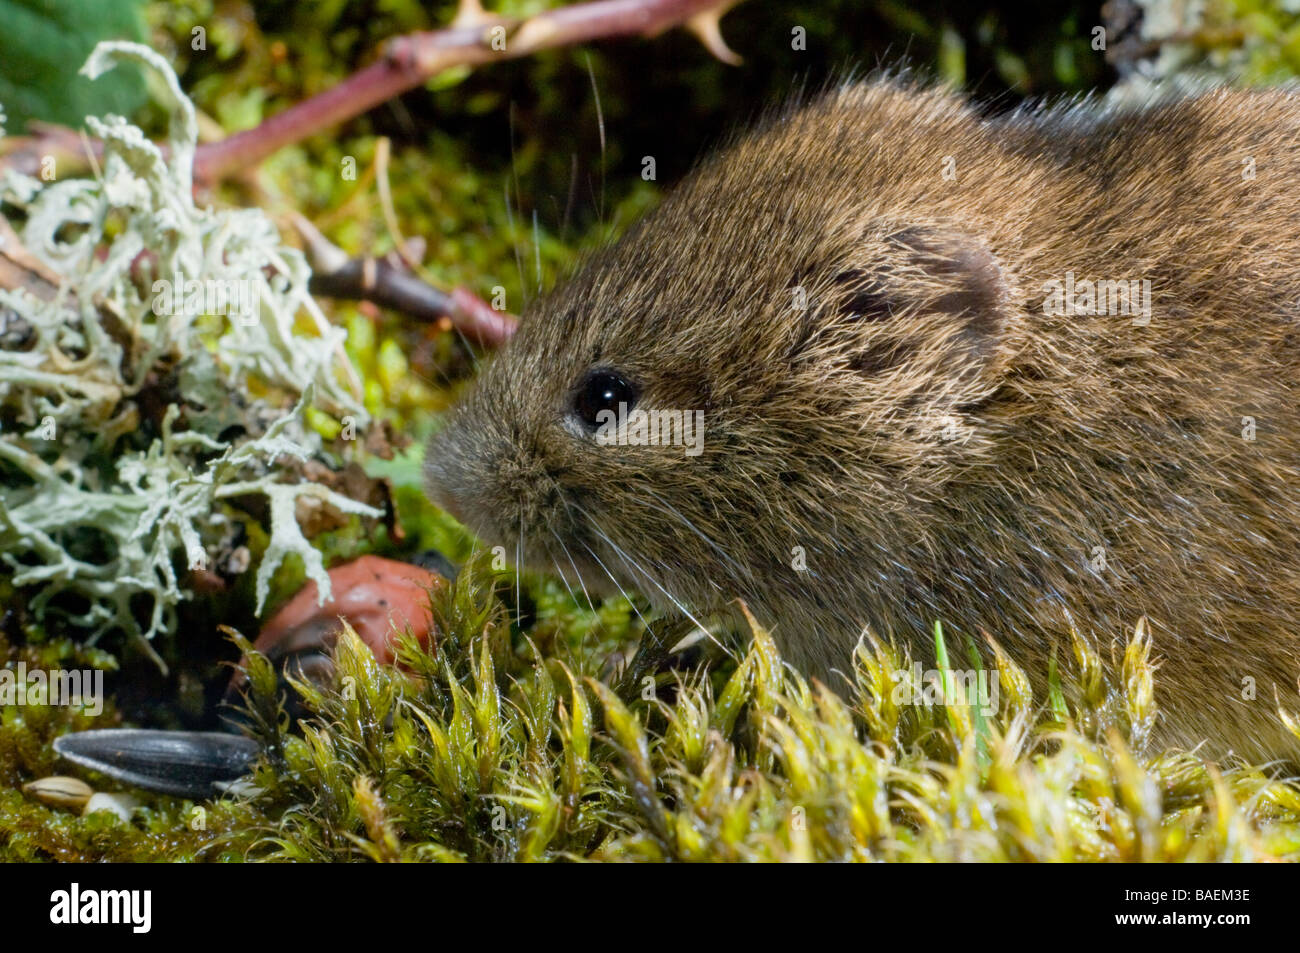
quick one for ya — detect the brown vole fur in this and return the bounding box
[425,79,1300,760]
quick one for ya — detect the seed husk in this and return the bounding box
[22,776,94,810]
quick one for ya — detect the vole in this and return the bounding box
[425,79,1300,760]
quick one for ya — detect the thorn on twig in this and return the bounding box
[453,0,496,29]
[687,2,743,65]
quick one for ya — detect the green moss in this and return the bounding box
[11,557,1298,862]
[225,566,1300,861]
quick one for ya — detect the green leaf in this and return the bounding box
[0,0,148,133]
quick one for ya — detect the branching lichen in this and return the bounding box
[0,42,379,664]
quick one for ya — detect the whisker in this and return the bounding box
[568,499,713,638]
[561,152,577,240]
[503,180,527,313]
[545,530,579,605]
[584,52,607,226]
[506,102,530,310]
[602,533,731,658]
[533,209,543,295]
[556,501,654,629]
[577,537,655,635]
[515,505,524,628]
[551,528,596,611]
[639,487,748,584]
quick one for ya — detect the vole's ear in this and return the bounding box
[793,223,1018,402]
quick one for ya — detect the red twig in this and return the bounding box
[192,0,740,186]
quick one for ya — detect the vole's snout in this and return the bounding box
[422,453,463,523]
[425,407,559,555]
[423,420,485,531]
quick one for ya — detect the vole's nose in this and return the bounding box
[423,433,468,523]
[427,479,464,522]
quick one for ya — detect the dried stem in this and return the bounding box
[289,211,517,347]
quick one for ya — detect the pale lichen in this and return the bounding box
[0,42,378,665]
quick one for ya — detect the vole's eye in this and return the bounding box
[573,369,637,429]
